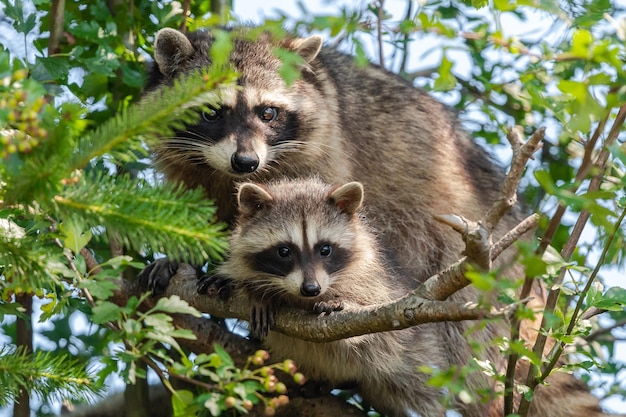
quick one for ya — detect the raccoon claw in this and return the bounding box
[313,300,344,315]
[197,274,234,300]
[249,302,275,340]
[137,258,179,296]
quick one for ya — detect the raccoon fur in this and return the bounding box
[142,27,618,416]
[213,177,452,417]
[209,177,616,417]
[143,26,516,281]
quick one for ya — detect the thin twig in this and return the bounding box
[376,0,385,68]
[540,206,626,381]
[517,105,626,416]
[398,0,412,74]
[484,127,544,232]
[586,318,626,342]
[48,0,65,55]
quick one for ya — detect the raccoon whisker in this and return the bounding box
[160,137,209,149]
[156,151,206,166]
[273,140,337,161]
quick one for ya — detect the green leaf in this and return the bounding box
[58,220,92,254]
[0,302,28,321]
[465,270,496,292]
[213,343,234,367]
[472,0,489,8]
[81,278,119,300]
[92,301,124,324]
[31,57,72,83]
[172,390,199,417]
[557,80,587,102]
[571,29,593,58]
[98,255,142,271]
[434,55,457,91]
[591,286,626,311]
[154,295,202,317]
[274,47,305,86]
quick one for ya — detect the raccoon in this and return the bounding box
[142,27,617,416]
[140,25,517,408]
[211,177,451,417]
[208,178,616,417]
[143,26,517,281]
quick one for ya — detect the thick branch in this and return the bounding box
[423,213,539,301]
[149,265,511,343]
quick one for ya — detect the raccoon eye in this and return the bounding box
[277,246,291,258]
[202,108,220,122]
[319,244,332,257]
[260,106,278,122]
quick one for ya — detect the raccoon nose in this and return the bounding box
[300,282,321,297]
[231,153,259,173]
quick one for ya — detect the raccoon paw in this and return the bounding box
[313,300,344,315]
[197,274,234,300]
[137,258,180,296]
[249,302,275,340]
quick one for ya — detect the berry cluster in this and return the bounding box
[0,69,48,159]
[225,350,307,416]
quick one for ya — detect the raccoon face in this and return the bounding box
[229,180,364,300]
[184,88,300,176]
[251,240,350,297]
[151,28,323,178]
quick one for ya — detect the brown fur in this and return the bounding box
[145,28,617,416]
[218,178,449,417]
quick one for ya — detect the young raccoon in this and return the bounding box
[213,177,450,417]
[211,178,617,417]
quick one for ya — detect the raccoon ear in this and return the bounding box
[330,182,364,215]
[238,183,274,217]
[291,35,323,63]
[153,28,195,77]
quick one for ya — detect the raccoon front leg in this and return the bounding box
[137,258,180,295]
[249,301,277,340]
[197,274,234,300]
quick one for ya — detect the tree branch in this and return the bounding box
[419,213,539,301]
[144,253,519,344]
[517,105,626,416]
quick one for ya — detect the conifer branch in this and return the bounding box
[69,71,232,171]
[0,346,101,406]
[53,174,228,264]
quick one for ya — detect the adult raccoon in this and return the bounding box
[141,27,617,416]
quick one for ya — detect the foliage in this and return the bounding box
[170,348,305,417]
[0,0,625,416]
[0,345,100,407]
